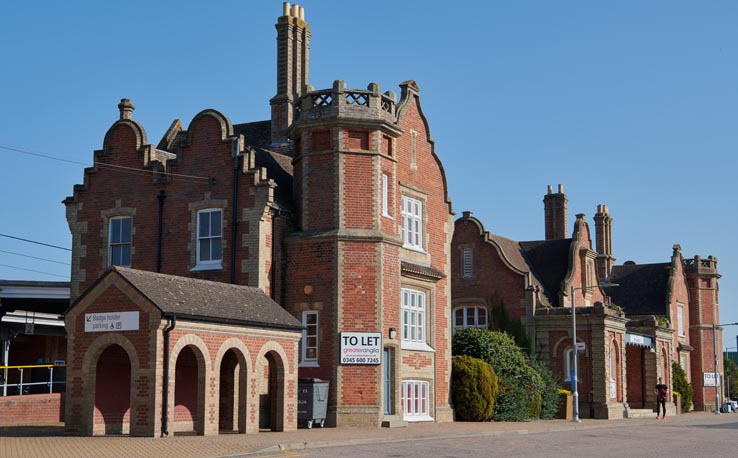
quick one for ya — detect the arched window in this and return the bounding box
[452,306,487,333]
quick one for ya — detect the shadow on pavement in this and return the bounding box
[0,424,67,437]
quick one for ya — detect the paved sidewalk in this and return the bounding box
[0,412,722,458]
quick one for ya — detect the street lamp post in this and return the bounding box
[570,280,618,423]
[713,322,738,414]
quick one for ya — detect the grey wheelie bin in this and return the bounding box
[298,378,329,428]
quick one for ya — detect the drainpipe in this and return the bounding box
[230,141,240,284]
[156,190,166,273]
[161,315,176,437]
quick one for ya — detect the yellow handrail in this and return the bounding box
[0,364,66,370]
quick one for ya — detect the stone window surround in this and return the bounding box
[100,203,136,271]
[189,195,227,271]
[400,280,434,353]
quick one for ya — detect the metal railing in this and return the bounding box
[1,364,66,397]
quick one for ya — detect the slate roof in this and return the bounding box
[486,234,550,306]
[519,239,573,307]
[111,267,302,331]
[604,263,671,316]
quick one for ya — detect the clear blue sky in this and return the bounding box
[1,1,737,348]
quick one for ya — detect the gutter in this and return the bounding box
[161,315,176,437]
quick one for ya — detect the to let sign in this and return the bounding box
[340,332,381,365]
[85,311,140,332]
[704,372,721,387]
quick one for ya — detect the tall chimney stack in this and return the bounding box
[270,2,311,146]
[543,184,568,240]
[594,204,615,280]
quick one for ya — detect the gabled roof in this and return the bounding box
[605,263,671,315]
[519,239,573,307]
[98,267,302,331]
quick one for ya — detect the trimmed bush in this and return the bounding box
[672,361,693,412]
[452,355,498,421]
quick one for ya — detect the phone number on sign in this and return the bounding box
[341,356,380,364]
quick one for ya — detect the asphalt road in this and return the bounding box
[271,415,738,458]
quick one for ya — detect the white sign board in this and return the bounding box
[340,332,381,364]
[85,311,140,332]
[704,372,721,387]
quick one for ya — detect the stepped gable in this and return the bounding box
[605,262,671,315]
[108,266,302,330]
[519,238,573,307]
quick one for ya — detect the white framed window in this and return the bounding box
[677,305,685,337]
[452,306,487,333]
[196,208,222,267]
[108,216,132,267]
[300,311,319,366]
[680,354,688,376]
[382,174,390,217]
[461,247,473,278]
[402,288,426,347]
[401,380,431,421]
[401,196,423,250]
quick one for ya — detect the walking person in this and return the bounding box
[655,377,668,419]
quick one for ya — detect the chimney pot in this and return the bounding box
[118,98,134,120]
[291,4,299,17]
[547,185,553,194]
[558,184,564,194]
[299,6,304,20]
[283,2,290,16]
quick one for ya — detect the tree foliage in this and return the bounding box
[724,356,738,399]
[672,361,693,411]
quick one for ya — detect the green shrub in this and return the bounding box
[454,329,547,421]
[672,361,693,412]
[452,328,528,380]
[452,355,498,421]
[529,357,562,419]
[493,384,531,422]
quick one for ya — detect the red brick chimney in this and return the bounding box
[543,184,568,240]
[594,204,615,280]
[270,2,311,145]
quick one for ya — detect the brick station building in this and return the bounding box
[452,185,723,418]
[63,3,453,435]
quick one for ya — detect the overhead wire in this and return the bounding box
[0,233,71,251]
[0,249,70,265]
[0,143,212,183]
[0,263,69,279]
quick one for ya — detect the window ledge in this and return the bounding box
[404,415,434,423]
[299,361,320,368]
[402,245,426,253]
[382,213,394,220]
[190,263,223,272]
[401,342,435,352]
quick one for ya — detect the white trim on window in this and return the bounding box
[108,216,132,267]
[196,208,223,269]
[401,380,432,421]
[677,304,685,337]
[453,306,487,333]
[300,311,319,367]
[401,195,423,250]
[401,288,426,348]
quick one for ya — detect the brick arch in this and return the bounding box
[185,109,235,146]
[214,338,252,434]
[102,119,148,153]
[169,334,211,435]
[255,341,290,432]
[81,334,140,435]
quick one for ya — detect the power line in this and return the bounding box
[0,263,69,279]
[0,249,70,265]
[0,234,72,251]
[0,143,212,182]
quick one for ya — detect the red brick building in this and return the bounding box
[63,3,453,434]
[452,185,722,417]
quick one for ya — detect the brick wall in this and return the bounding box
[0,393,65,425]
